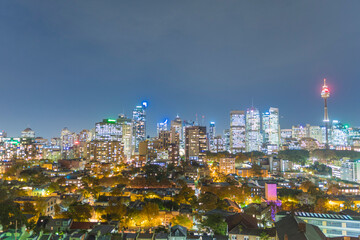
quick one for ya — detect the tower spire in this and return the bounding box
[321,78,330,149]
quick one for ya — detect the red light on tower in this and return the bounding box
[321,78,330,98]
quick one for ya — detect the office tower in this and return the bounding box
[60,128,76,149]
[0,131,6,143]
[230,111,246,153]
[60,127,77,159]
[133,101,147,153]
[321,78,330,148]
[78,129,90,142]
[182,120,194,154]
[246,107,262,152]
[208,122,216,152]
[262,107,280,148]
[214,135,225,152]
[223,129,230,152]
[185,126,207,161]
[170,115,182,147]
[291,125,307,140]
[95,119,122,141]
[331,120,349,147]
[309,125,323,143]
[21,128,35,139]
[341,160,360,183]
[118,114,133,159]
[157,119,168,136]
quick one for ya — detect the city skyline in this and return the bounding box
[0,94,355,140]
[1,1,360,138]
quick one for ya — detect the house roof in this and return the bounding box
[170,225,187,237]
[275,215,326,240]
[70,222,97,230]
[226,213,258,232]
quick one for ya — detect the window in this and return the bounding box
[326,221,342,227]
[327,229,342,235]
[347,222,360,228]
[308,219,322,225]
[231,235,237,240]
[244,237,249,240]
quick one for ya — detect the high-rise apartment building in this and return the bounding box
[118,114,133,159]
[341,160,360,183]
[230,111,246,153]
[208,122,216,152]
[223,129,230,152]
[246,107,262,152]
[133,102,147,153]
[185,126,207,161]
[95,119,122,141]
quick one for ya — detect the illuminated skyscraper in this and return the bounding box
[133,101,147,153]
[321,78,330,148]
[171,115,182,145]
[118,114,133,159]
[262,107,280,149]
[95,119,122,141]
[208,121,216,152]
[331,120,349,147]
[223,129,230,152]
[60,127,77,159]
[157,119,168,136]
[21,128,35,139]
[185,126,207,161]
[246,107,262,152]
[230,111,246,153]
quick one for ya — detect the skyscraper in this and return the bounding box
[262,107,280,150]
[185,126,207,161]
[208,121,216,152]
[230,111,246,153]
[95,119,122,141]
[157,119,168,136]
[21,128,35,139]
[118,114,133,159]
[171,115,182,146]
[246,107,262,152]
[132,101,147,153]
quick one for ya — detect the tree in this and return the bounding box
[260,232,271,240]
[23,202,36,215]
[0,199,26,230]
[65,202,93,221]
[171,215,193,229]
[201,214,227,236]
[314,198,329,213]
[139,202,161,227]
[103,200,127,221]
[174,185,196,205]
[251,164,263,178]
[47,182,60,193]
[197,192,221,212]
[278,150,309,165]
[299,180,316,193]
[296,193,316,205]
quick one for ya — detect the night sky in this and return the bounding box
[1,1,360,138]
